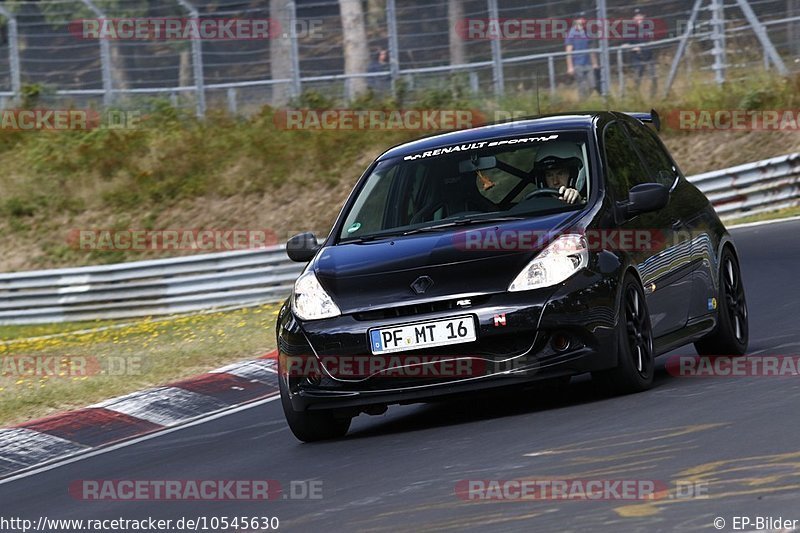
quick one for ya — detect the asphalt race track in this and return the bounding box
[2,219,800,533]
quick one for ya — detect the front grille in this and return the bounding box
[353,295,490,321]
[310,333,539,390]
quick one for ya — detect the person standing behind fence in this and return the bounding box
[565,13,598,100]
[626,8,657,98]
[367,48,391,95]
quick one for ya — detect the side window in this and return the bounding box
[603,122,648,202]
[625,122,679,187]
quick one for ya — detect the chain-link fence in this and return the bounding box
[0,0,798,116]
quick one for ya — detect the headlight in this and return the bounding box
[508,234,589,292]
[292,271,341,320]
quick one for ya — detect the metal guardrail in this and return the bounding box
[0,248,304,325]
[687,152,800,219]
[0,154,797,325]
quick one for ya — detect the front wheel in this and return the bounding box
[694,248,748,356]
[593,274,655,394]
[279,376,351,442]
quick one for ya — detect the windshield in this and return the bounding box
[338,131,592,241]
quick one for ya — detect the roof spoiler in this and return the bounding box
[624,109,661,132]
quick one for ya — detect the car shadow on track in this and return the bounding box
[345,362,679,440]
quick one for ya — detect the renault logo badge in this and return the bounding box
[410,276,434,295]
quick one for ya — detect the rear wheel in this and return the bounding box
[593,274,655,394]
[694,248,748,356]
[279,376,351,442]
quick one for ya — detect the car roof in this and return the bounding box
[377,111,609,161]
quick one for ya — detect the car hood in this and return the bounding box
[314,211,580,314]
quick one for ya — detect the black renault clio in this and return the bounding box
[277,111,748,442]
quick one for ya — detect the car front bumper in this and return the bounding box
[277,268,621,412]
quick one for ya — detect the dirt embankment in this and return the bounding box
[0,128,797,272]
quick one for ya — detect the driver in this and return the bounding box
[534,145,585,205]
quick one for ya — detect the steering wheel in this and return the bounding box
[523,187,562,201]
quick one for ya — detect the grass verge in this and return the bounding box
[0,302,282,426]
[725,205,800,227]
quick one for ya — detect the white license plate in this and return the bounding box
[369,316,477,355]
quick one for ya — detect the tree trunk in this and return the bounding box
[339,0,370,97]
[109,43,129,92]
[789,0,800,56]
[179,46,191,88]
[448,0,465,65]
[270,0,295,106]
[366,0,386,32]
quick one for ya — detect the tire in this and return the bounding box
[694,247,748,356]
[593,274,655,394]
[279,375,351,442]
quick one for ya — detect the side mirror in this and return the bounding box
[622,183,669,217]
[286,232,320,263]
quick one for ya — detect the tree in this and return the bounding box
[270,0,295,105]
[27,0,203,95]
[339,0,369,96]
[366,0,386,31]
[448,0,465,65]
[789,0,800,56]
[32,0,152,92]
